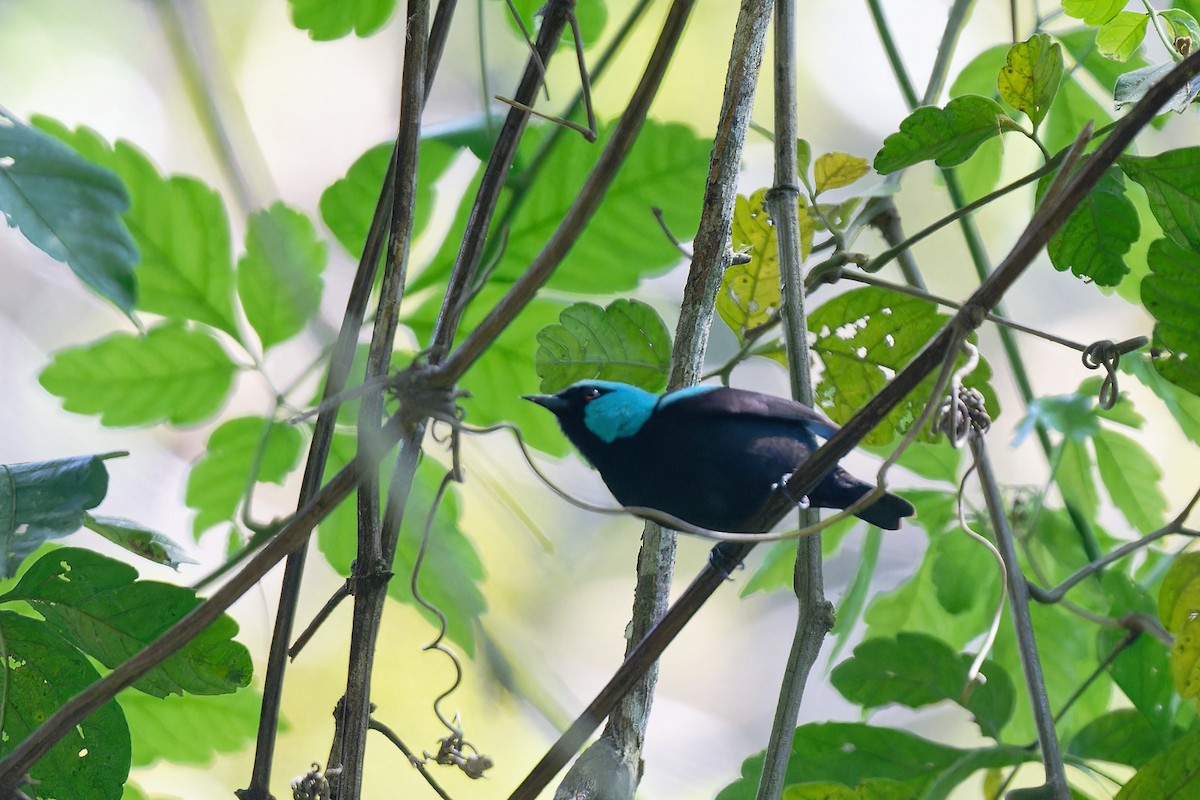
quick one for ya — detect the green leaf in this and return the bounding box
[1067,709,1174,768]
[237,202,327,351]
[1045,166,1139,286]
[288,0,395,39]
[1125,355,1200,444]
[1099,573,1174,734]
[809,287,999,446]
[873,96,1014,174]
[502,0,608,47]
[997,34,1063,127]
[1042,76,1114,156]
[406,286,571,455]
[84,514,197,569]
[1093,427,1167,531]
[829,528,882,662]
[186,416,305,538]
[1141,238,1200,393]
[1097,12,1150,62]
[930,519,1003,616]
[319,445,486,655]
[1057,438,1100,523]
[1114,62,1200,113]
[719,189,782,340]
[0,454,110,576]
[1057,28,1152,93]
[1162,9,1200,53]
[119,687,264,766]
[1016,390,1099,442]
[783,779,916,800]
[1113,729,1200,799]
[1062,0,1127,25]
[796,138,813,179]
[39,322,238,426]
[1119,148,1200,250]
[534,299,672,392]
[715,723,1029,800]
[813,152,870,194]
[874,440,962,485]
[320,139,458,258]
[0,611,131,800]
[0,111,137,313]
[34,117,240,336]
[413,121,709,294]
[1,547,252,697]
[831,632,1015,739]
[740,514,857,597]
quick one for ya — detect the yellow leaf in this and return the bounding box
[1159,551,1200,633]
[996,33,1063,127]
[813,152,870,194]
[718,189,780,341]
[1172,615,1200,700]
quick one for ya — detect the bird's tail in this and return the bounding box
[818,469,915,530]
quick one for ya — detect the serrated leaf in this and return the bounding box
[1120,149,1200,250]
[84,514,197,569]
[0,611,131,800]
[503,0,607,48]
[406,286,571,455]
[1097,12,1150,62]
[318,446,486,655]
[1099,573,1175,733]
[808,287,999,445]
[1141,238,1200,394]
[1125,355,1200,444]
[719,189,781,340]
[873,96,1013,174]
[1093,428,1166,531]
[997,34,1063,127]
[119,687,264,767]
[34,117,240,336]
[1173,615,1200,699]
[319,139,458,258]
[1114,62,1200,113]
[829,528,882,662]
[288,0,395,40]
[831,632,1014,739]
[534,299,672,392]
[1112,729,1200,799]
[715,723,1029,800]
[1057,438,1100,523]
[0,111,137,313]
[1062,0,1126,25]
[1,548,252,696]
[813,152,870,194]
[1058,28,1153,93]
[38,322,238,426]
[186,416,304,538]
[237,202,327,351]
[1045,165,1138,286]
[1016,390,1099,442]
[0,454,110,576]
[411,121,710,295]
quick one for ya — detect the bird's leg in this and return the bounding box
[772,471,811,509]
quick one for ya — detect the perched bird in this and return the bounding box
[524,380,915,534]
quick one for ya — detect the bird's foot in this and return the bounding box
[772,472,811,509]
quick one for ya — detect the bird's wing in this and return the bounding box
[661,387,840,439]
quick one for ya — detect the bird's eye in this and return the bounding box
[582,387,601,401]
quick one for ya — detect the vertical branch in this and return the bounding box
[971,436,1069,799]
[337,1,430,796]
[553,1,775,796]
[756,2,831,799]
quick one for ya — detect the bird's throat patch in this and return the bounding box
[583,391,656,443]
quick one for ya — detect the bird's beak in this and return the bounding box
[522,393,567,413]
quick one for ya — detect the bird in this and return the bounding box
[524,380,915,534]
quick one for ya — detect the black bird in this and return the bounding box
[524,380,915,534]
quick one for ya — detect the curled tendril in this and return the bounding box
[1081,336,1148,410]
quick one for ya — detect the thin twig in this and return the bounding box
[971,434,1070,800]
